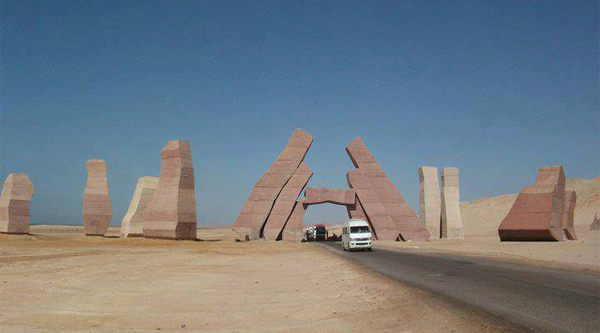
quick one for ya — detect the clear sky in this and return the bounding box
[1,0,598,226]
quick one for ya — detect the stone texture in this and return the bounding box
[419,167,441,238]
[345,137,430,241]
[440,167,464,239]
[347,199,367,221]
[233,128,313,240]
[498,166,567,241]
[280,198,307,241]
[262,162,313,240]
[143,141,197,240]
[303,187,356,205]
[0,173,34,234]
[83,160,112,236]
[121,176,159,238]
[561,190,577,240]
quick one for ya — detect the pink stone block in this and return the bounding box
[82,160,112,236]
[143,141,197,240]
[303,187,356,205]
[262,162,313,240]
[280,199,307,241]
[0,173,34,234]
[498,166,567,241]
[233,128,313,240]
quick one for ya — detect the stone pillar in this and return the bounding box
[441,167,464,239]
[0,173,34,234]
[83,160,112,236]
[561,190,577,240]
[143,141,197,240]
[419,167,441,239]
[121,176,158,238]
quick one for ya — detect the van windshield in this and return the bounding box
[350,226,370,234]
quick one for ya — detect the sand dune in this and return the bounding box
[461,177,599,236]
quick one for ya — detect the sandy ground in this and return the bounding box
[375,227,600,272]
[0,226,531,333]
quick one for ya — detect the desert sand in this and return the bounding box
[376,177,600,271]
[1,226,526,333]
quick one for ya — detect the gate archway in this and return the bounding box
[277,187,377,241]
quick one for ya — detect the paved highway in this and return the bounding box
[319,242,600,333]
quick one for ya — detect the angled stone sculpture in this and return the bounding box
[346,137,430,241]
[280,188,357,241]
[419,167,441,238]
[121,176,159,238]
[303,187,356,205]
[561,190,577,240]
[83,160,112,236]
[440,167,464,239]
[0,173,34,234]
[281,198,308,241]
[347,199,367,221]
[498,166,567,241]
[143,141,197,240]
[262,162,313,240]
[233,128,313,240]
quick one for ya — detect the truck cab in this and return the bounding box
[341,219,372,251]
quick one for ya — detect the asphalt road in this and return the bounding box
[319,242,600,333]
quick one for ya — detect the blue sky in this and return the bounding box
[1,0,598,226]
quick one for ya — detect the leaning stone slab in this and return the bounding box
[143,141,197,240]
[346,137,430,241]
[419,167,441,238]
[262,162,313,240]
[0,173,34,234]
[280,198,307,241]
[83,160,112,236]
[121,176,158,238]
[498,166,567,241]
[233,128,313,240]
[561,190,577,240]
[441,167,464,239]
[347,199,367,221]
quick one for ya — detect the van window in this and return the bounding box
[350,226,370,234]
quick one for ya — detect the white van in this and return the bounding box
[341,219,372,251]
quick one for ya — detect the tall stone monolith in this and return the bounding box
[0,173,34,234]
[121,176,159,238]
[143,141,197,240]
[561,190,577,240]
[419,167,441,238]
[498,166,566,241]
[346,137,430,241]
[441,167,464,239]
[83,160,112,236]
[233,128,313,240]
